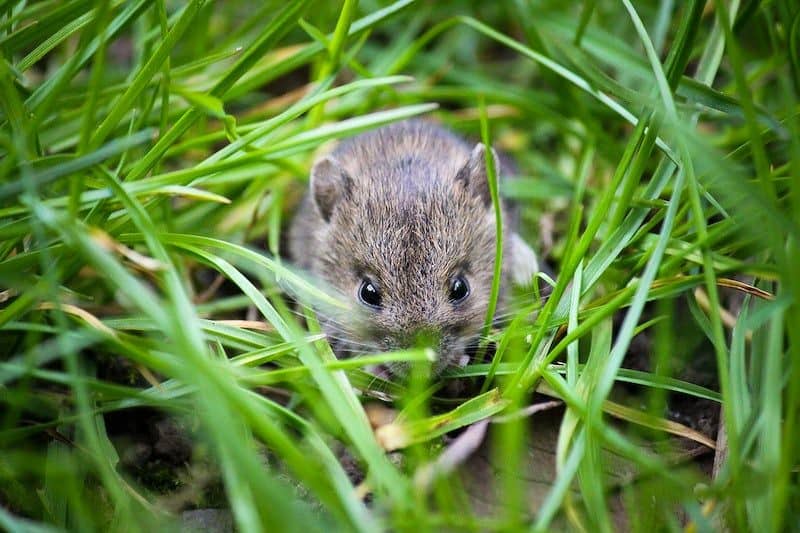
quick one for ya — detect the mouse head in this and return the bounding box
[308,143,508,376]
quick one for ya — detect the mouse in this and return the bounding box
[287,120,540,376]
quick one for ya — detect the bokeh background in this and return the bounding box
[1,1,798,531]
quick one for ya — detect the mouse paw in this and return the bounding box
[510,232,540,286]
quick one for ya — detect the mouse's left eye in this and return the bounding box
[448,276,470,303]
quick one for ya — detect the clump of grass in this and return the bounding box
[1,1,798,531]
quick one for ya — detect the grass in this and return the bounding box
[1,0,798,531]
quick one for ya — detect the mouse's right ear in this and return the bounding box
[311,156,352,222]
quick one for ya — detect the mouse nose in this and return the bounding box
[384,326,442,351]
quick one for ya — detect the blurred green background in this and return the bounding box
[1,1,798,531]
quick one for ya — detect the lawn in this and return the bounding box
[1,1,798,531]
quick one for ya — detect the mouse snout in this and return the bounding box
[375,324,471,377]
[382,326,442,351]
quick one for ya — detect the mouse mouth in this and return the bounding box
[363,334,494,381]
[323,319,493,381]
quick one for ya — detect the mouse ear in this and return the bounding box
[311,156,352,222]
[455,143,501,207]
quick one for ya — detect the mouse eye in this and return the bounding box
[358,280,382,309]
[448,276,470,303]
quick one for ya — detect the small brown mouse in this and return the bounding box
[287,120,539,376]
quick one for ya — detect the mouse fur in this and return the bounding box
[287,120,539,375]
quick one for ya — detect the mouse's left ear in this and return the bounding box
[455,143,501,207]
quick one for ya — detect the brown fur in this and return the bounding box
[287,120,531,375]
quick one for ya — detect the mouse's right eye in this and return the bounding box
[358,280,382,309]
